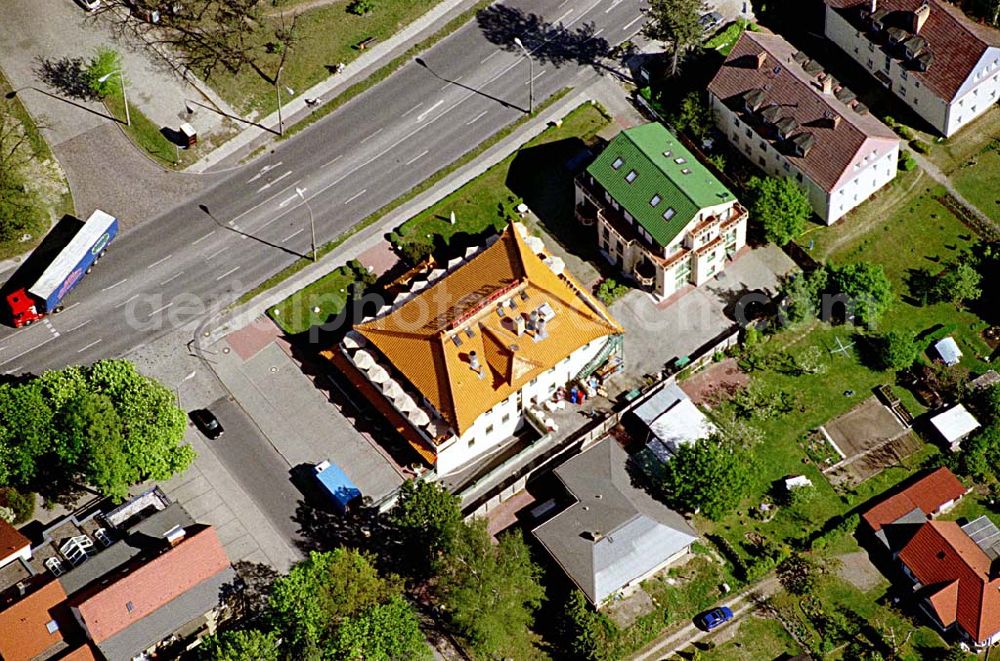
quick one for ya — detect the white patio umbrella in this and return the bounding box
[352,349,375,370]
[381,379,404,399]
[343,330,366,350]
[544,255,565,275]
[524,236,545,254]
[428,269,446,281]
[367,364,390,384]
[465,245,478,257]
[411,280,428,292]
[425,418,450,438]
[394,393,417,413]
[408,407,430,427]
[448,257,464,269]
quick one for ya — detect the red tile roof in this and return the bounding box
[826,0,1000,101]
[863,467,967,531]
[898,520,1000,644]
[72,526,230,643]
[0,580,70,661]
[707,31,898,193]
[0,519,30,563]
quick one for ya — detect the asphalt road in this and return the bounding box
[0,0,645,373]
[200,397,305,545]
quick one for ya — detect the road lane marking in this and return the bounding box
[605,0,623,13]
[67,320,91,332]
[278,193,300,208]
[228,178,301,224]
[556,8,573,22]
[147,302,173,316]
[247,161,282,183]
[216,266,241,281]
[77,339,102,353]
[417,100,444,122]
[402,103,423,117]
[205,246,227,260]
[480,50,502,64]
[284,228,305,241]
[528,70,546,83]
[114,294,140,309]
[623,14,643,31]
[3,366,22,375]
[592,28,604,38]
[160,271,184,285]
[147,254,173,269]
[440,75,462,91]
[343,189,367,205]
[192,230,215,245]
[257,170,292,192]
[1,336,55,366]
[466,110,488,125]
[405,150,429,165]
[323,154,343,168]
[60,302,80,314]
[360,128,384,144]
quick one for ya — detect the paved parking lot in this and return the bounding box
[609,245,795,392]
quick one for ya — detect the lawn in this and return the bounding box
[267,264,360,335]
[927,105,1000,174]
[704,19,758,56]
[393,102,612,255]
[104,94,178,166]
[699,616,802,660]
[951,142,1000,226]
[206,0,441,115]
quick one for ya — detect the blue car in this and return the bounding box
[696,606,734,631]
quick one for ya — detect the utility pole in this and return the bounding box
[513,37,533,115]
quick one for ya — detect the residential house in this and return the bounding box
[930,405,981,452]
[824,0,1000,136]
[0,519,30,571]
[862,466,968,550]
[330,223,624,476]
[532,437,697,606]
[707,31,900,224]
[628,382,716,457]
[575,123,748,300]
[0,580,93,661]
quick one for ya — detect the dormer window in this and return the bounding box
[611,157,624,170]
[674,157,686,165]
[663,208,676,221]
[650,194,661,206]
[681,168,692,175]
[625,170,638,183]
[662,150,672,158]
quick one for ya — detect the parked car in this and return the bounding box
[695,606,734,631]
[699,11,724,33]
[190,409,224,439]
[78,0,101,11]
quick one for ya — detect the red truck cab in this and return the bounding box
[5,289,43,328]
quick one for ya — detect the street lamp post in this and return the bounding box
[97,70,130,126]
[275,66,285,136]
[513,37,533,115]
[296,187,318,262]
[175,370,196,408]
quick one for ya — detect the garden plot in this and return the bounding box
[820,396,920,488]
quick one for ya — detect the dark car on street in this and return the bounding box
[695,606,734,631]
[190,409,224,439]
[699,11,724,33]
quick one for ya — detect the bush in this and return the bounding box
[910,139,931,154]
[595,278,629,305]
[399,241,432,266]
[347,0,375,15]
[0,487,35,524]
[898,149,917,171]
[894,125,914,140]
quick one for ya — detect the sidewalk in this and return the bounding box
[187,0,484,173]
[199,85,598,346]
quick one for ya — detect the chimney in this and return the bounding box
[514,315,526,336]
[869,0,877,13]
[534,316,548,341]
[821,75,833,95]
[164,525,186,546]
[912,3,930,33]
[831,114,842,129]
[527,310,539,332]
[469,350,480,372]
[755,51,767,70]
[583,530,604,542]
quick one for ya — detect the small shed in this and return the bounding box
[314,460,362,514]
[934,337,963,366]
[784,475,814,492]
[930,405,981,452]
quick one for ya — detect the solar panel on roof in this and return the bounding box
[962,515,1000,560]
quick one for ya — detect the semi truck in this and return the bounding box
[4,210,119,328]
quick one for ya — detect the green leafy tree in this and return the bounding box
[85,359,193,481]
[596,278,629,305]
[643,0,705,76]
[747,176,811,246]
[435,520,545,658]
[781,268,828,324]
[86,46,125,99]
[562,590,617,660]
[659,435,755,520]
[933,261,982,306]
[828,261,894,327]
[59,391,133,501]
[388,479,462,575]
[332,594,430,660]
[959,423,1000,481]
[670,91,713,140]
[347,0,375,14]
[268,549,400,655]
[777,552,818,595]
[200,629,281,661]
[0,383,54,484]
[876,330,920,371]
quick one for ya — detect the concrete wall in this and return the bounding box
[0,544,30,571]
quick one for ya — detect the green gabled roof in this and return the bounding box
[586,123,735,247]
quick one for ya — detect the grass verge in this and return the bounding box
[104,94,178,166]
[237,87,573,309]
[281,0,494,140]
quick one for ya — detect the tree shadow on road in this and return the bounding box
[476,4,610,69]
[35,56,97,101]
